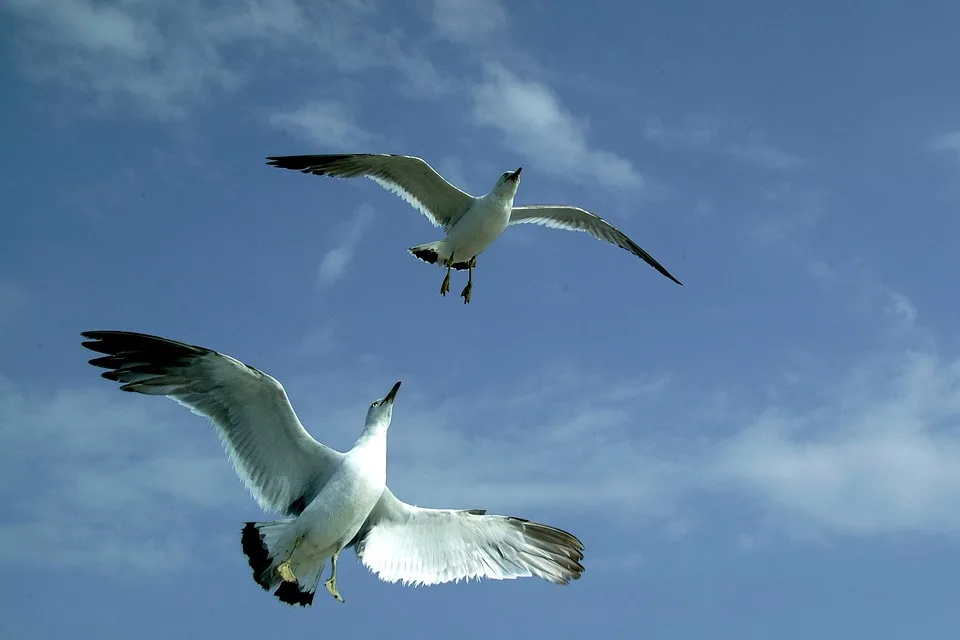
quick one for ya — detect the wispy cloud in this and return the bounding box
[382,371,684,518]
[317,204,376,287]
[269,100,373,148]
[644,116,804,171]
[642,116,720,151]
[3,0,446,119]
[931,131,960,156]
[4,286,959,579]
[429,0,506,44]
[709,348,960,537]
[727,134,806,171]
[5,0,237,118]
[470,65,644,190]
[0,378,245,573]
[747,183,827,247]
[0,358,680,576]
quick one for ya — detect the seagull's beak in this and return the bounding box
[510,167,522,181]
[383,381,402,405]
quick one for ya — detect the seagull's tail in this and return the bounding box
[241,521,326,607]
[409,242,470,270]
[408,241,444,266]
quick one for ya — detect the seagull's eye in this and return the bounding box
[371,401,379,408]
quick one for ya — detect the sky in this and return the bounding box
[2,0,960,637]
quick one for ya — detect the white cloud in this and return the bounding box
[5,0,236,118]
[383,371,684,519]
[727,135,805,171]
[270,100,373,148]
[747,183,827,248]
[294,322,338,359]
[3,0,446,119]
[3,276,957,579]
[879,285,919,334]
[709,349,960,536]
[430,0,506,44]
[642,116,719,150]
[470,65,644,190]
[0,378,245,573]
[0,357,680,577]
[644,116,804,171]
[317,204,375,287]
[932,131,960,155]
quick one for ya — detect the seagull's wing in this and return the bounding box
[509,204,683,285]
[266,154,476,232]
[81,330,344,516]
[350,488,584,587]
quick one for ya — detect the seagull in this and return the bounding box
[81,330,585,606]
[265,154,682,303]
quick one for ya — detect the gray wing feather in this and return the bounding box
[266,154,476,232]
[81,331,343,516]
[509,204,683,285]
[351,488,584,586]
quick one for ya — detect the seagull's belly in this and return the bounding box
[296,470,384,555]
[446,202,511,259]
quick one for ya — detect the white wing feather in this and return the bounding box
[82,331,343,516]
[266,154,476,232]
[352,488,584,587]
[509,204,683,285]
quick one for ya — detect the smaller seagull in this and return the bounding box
[266,154,682,303]
[81,330,584,606]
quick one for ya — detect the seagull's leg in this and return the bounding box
[440,252,455,297]
[324,551,345,603]
[460,257,476,304]
[277,534,306,583]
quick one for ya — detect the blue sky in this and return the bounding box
[2,0,960,637]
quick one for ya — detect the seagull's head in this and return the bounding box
[365,380,402,429]
[494,167,522,194]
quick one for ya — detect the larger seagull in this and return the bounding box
[265,154,683,303]
[81,330,584,606]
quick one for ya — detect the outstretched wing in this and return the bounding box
[81,330,343,516]
[509,204,683,285]
[351,488,584,586]
[266,154,476,232]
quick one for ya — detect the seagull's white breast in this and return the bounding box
[297,439,386,554]
[444,196,514,259]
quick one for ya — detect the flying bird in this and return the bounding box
[265,154,682,303]
[81,330,584,606]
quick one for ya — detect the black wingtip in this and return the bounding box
[241,522,273,591]
[652,263,683,286]
[409,246,440,265]
[263,154,364,176]
[653,267,683,286]
[274,581,315,607]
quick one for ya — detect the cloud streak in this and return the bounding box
[644,116,804,171]
[932,131,960,156]
[470,65,644,190]
[317,204,376,287]
[0,378,245,574]
[429,0,506,44]
[3,0,447,119]
[6,287,959,580]
[710,350,960,537]
[270,100,374,148]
